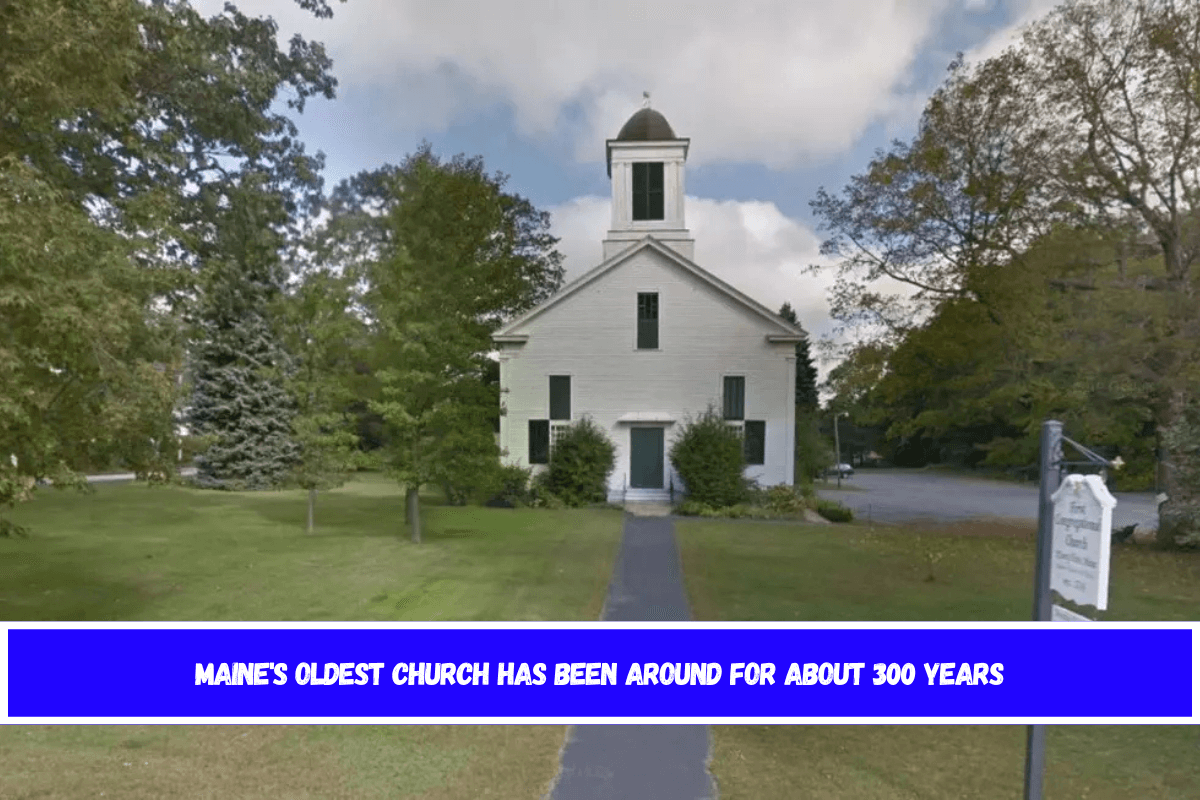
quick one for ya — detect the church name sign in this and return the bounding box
[1049,474,1115,612]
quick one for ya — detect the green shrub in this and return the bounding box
[795,409,834,482]
[763,483,807,513]
[676,499,778,519]
[483,464,533,508]
[440,480,471,506]
[669,405,748,507]
[722,503,775,519]
[815,498,854,523]
[529,471,566,509]
[675,499,714,516]
[544,416,616,507]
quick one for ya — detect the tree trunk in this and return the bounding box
[1156,388,1200,547]
[307,487,316,534]
[406,485,421,544]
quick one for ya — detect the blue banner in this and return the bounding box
[4,626,1193,721]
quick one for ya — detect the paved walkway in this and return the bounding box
[546,515,717,800]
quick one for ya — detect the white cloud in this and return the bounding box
[213,0,958,170]
[960,0,1060,65]
[547,194,852,378]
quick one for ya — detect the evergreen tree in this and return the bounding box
[778,302,820,411]
[186,179,299,490]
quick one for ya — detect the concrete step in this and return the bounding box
[623,489,672,504]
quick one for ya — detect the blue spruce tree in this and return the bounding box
[186,179,299,489]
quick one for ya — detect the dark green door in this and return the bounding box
[630,427,664,489]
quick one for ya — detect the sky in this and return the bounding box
[202,0,1061,378]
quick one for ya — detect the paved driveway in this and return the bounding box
[83,467,197,484]
[815,469,1159,531]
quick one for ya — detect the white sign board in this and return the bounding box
[1051,604,1092,622]
[1050,474,1115,610]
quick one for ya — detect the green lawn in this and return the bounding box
[677,518,1200,800]
[0,475,625,799]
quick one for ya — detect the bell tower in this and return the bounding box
[603,98,693,260]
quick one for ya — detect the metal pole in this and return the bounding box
[1024,419,1062,800]
[834,413,843,490]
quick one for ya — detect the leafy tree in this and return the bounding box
[279,267,363,532]
[793,410,834,483]
[323,145,565,541]
[0,0,341,530]
[809,50,1055,343]
[0,158,179,534]
[4,0,339,296]
[368,243,500,542]
[319,142,565,324]
[1019,0,1200,542]
[811,1,1200,538]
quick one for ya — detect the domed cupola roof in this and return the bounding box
[607,105,688,177]
[615,108,678,141]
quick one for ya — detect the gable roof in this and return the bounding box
[492,236,807,343]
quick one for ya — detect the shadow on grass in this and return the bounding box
[0,551,160,621]
[237,490,406,539]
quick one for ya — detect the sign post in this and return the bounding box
[1024,420,1061,800]
[1024,420,1119,800]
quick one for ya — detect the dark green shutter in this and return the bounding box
[632,162,664,221]
[529,419,549,464]
[637,292,658,349]
[549,376,570,420]
[744,420,765,465]
[723,376,745,420]
[633,162,647,220]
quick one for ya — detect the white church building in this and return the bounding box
[492,105,806,503]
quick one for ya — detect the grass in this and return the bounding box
[0,474,622,622]
[677,518,1200,800]
[0,474,626,799]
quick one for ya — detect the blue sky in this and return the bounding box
[207,0,1060,376]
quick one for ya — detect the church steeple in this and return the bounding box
[604,103,693,260]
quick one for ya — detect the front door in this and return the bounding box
[630,427,664,489]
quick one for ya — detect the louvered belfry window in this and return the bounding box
[632,162,665,221]
[637,292,658,349]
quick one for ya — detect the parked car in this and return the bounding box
[825,463,854,478]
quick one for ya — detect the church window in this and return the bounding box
[637,292,658,349]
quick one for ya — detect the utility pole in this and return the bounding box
[834,411,846,489]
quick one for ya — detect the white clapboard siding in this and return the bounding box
[496,240,798,503]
